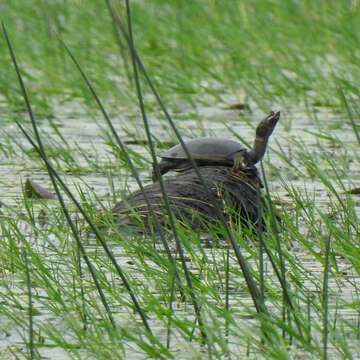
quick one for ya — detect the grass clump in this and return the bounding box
[0,1,359,359]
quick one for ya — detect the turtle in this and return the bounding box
[111,111,280,234]
[112,164,264,234]
[152,111,280,181]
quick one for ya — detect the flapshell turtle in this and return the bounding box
[153,111,280,181]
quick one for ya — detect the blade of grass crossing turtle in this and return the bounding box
[59,38,186,307]
[124,0,211,349]
[112,3,268,325]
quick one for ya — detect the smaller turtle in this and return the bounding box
[153,111,280,181]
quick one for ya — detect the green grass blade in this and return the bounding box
[322,233,331,360]
[111,1,267,324]
[2,22,161,343]
[124,0,210,347]
[23,249,35,360]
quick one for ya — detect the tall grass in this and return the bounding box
[0,1,359,359]
[1,1,360,114]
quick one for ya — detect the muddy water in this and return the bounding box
[0,100,359,358]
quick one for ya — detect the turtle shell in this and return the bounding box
[159,137,246,162]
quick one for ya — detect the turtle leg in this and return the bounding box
[248,111,280,164]
[152,159,189,182]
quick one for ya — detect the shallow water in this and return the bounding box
[0,98,359,358]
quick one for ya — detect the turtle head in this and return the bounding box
[247,111,280,165]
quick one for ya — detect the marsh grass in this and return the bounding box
[0,0,360,359]
[1,1,360,114]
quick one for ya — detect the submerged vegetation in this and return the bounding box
[0,1,359,359]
